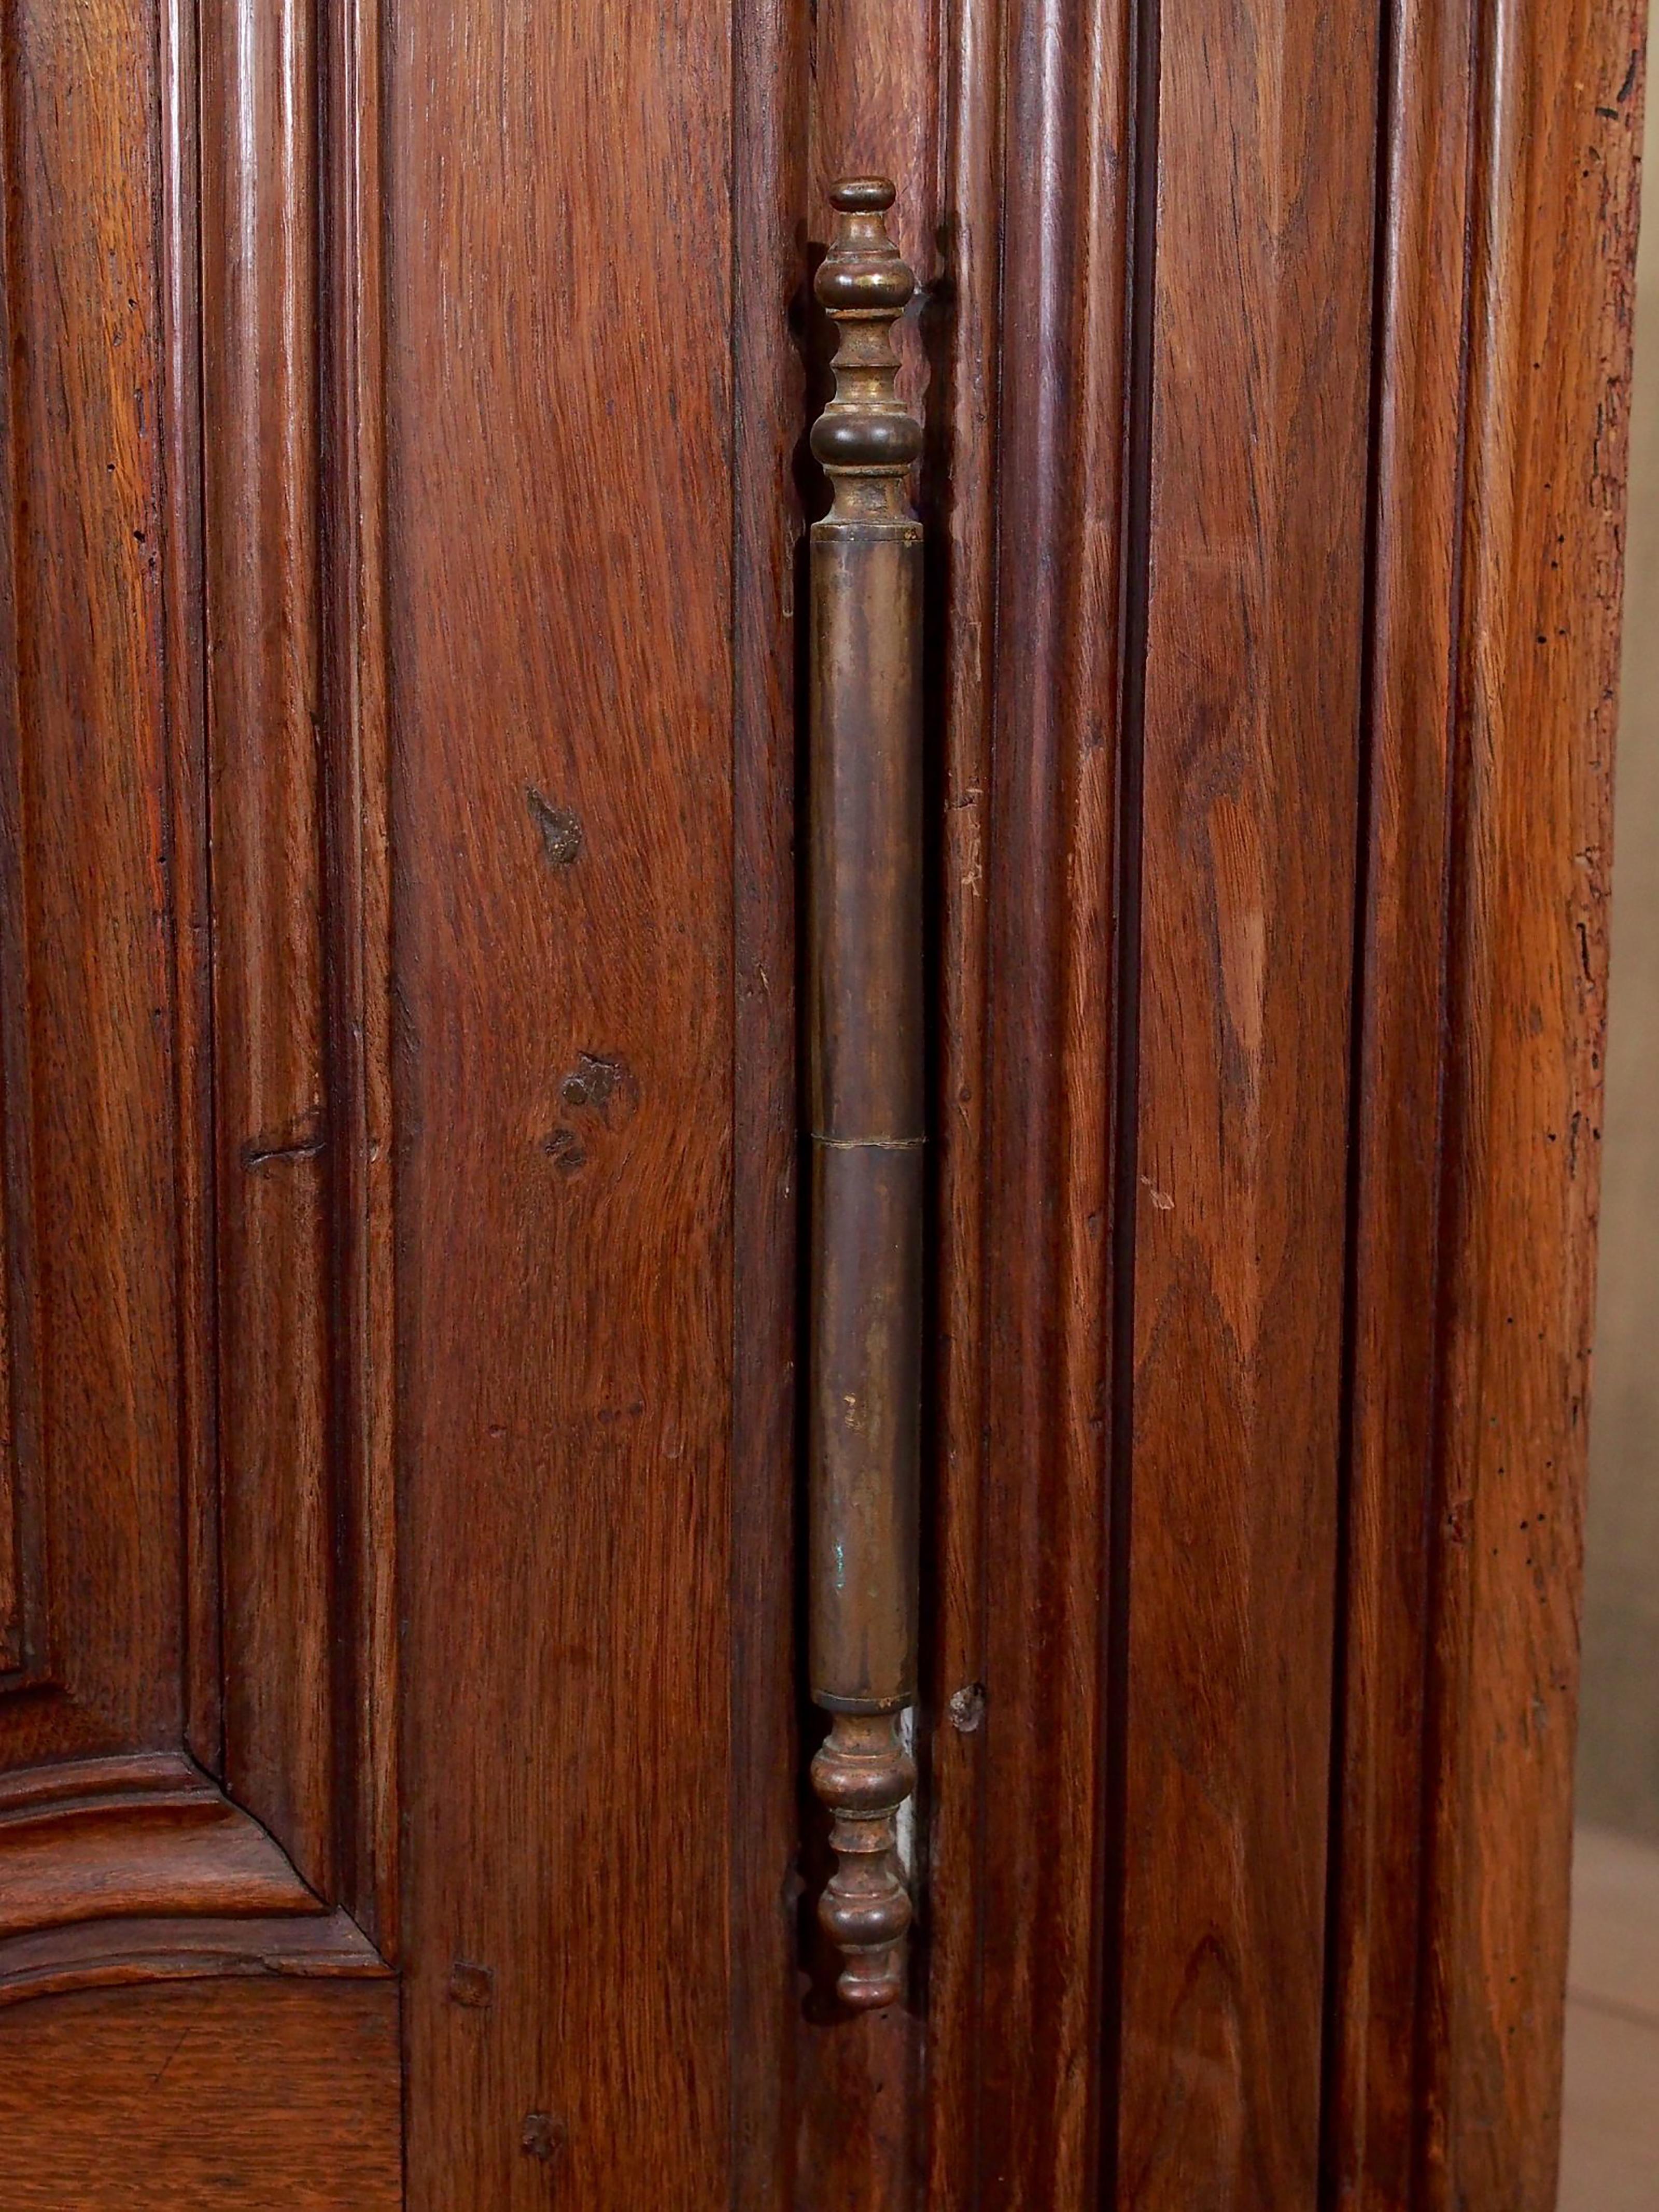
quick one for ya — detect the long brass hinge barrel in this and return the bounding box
[806,178,924,2013]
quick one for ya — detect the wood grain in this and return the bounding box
[320,0,400,1960]
[0,1979,401,2209]
[917,0,1002,2193]
[388,0,739,2198]
[1414,5,1645,2204]
[0,0,180,1762]
[1321,0,1474,2195]
[728,0,808,2194]
[200,0,336,1895]
[0,0,20,1691]
[972,0,1129,2197]
[1109,0,1377,2201]
[158,0,219,1780]
[0,1754,320,1939]
[0,1908,384,2007]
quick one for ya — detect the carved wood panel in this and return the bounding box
[0,0,394,2061]
[0,0,1638,2196]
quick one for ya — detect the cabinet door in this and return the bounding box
[0,0,1641,2204]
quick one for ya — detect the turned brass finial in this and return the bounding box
[810,178,922,517]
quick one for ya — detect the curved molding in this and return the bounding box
[0,1907,383,2009]
[0,1752,384,2006]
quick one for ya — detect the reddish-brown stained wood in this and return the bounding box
[1109,0,1376,2202]
[0,1906,384,2006]
[1323,0,1475,2195]
[159,0,221,1782]
[728,0,808,2197]
[320,0,400,1961]
[0,1754,321,1938]
[918,0,1001,2192]
[0,0,180,1763]
[811,0,939,397]
[971,0,1130,2198]
[388,0,739,2200]
[1412,8,1644,2205]
[200,0,336,1892]
[0,1979,402,2208]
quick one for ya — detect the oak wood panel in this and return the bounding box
[1109,0,1376,2201]
[1323,0,1474,2195]
[388,0,739,2200]
[729,0,808,2196]
[971,0,1130,2199]
[0,1979,401,2209]
[200,0,336,1893]
[1415,7,1645,2205]
[0,0,180,1760]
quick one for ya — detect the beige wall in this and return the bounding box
[1577,73,1659,1844]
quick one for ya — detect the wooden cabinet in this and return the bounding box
[0,0,1642,2203]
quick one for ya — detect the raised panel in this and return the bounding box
[0,0,180,1760]
[0,0,396,2054]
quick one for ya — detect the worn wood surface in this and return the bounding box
[0,1755,319,1939]
[728,0,807,2195]
[320,0,401,1961]
[0,1906,383,2007]
[387,0,740,2199]
[1412,6,1644,2206]
[1322,0,1475,2194]
[200,0,337,1898]
[1109,0,1377,2200]
[0,0,178,1768]
[0,1980,401,2208]
[917,0,1002,2191]
[0,0,1639,2196]
[969,0,1129,2199]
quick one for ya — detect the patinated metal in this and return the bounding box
[806,177,923,2012]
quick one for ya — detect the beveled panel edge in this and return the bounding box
[0,1750,388,2007]
[0,1909,385,2009]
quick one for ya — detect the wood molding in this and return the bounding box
[0,1755,319,1941]
[0,1908,383,2009]
[199,0,335,1897]
[0,0,396,1991]
[0,1752,387,2009]
[158,0,219,1783]
[967,0,1129,2195]
[727,0,808,2195]
[192,0,398,1937]
[0,32,29,1688]
[319,0,399,1963]
[1326,1,1646,2205]
[918,0,1002,2189]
